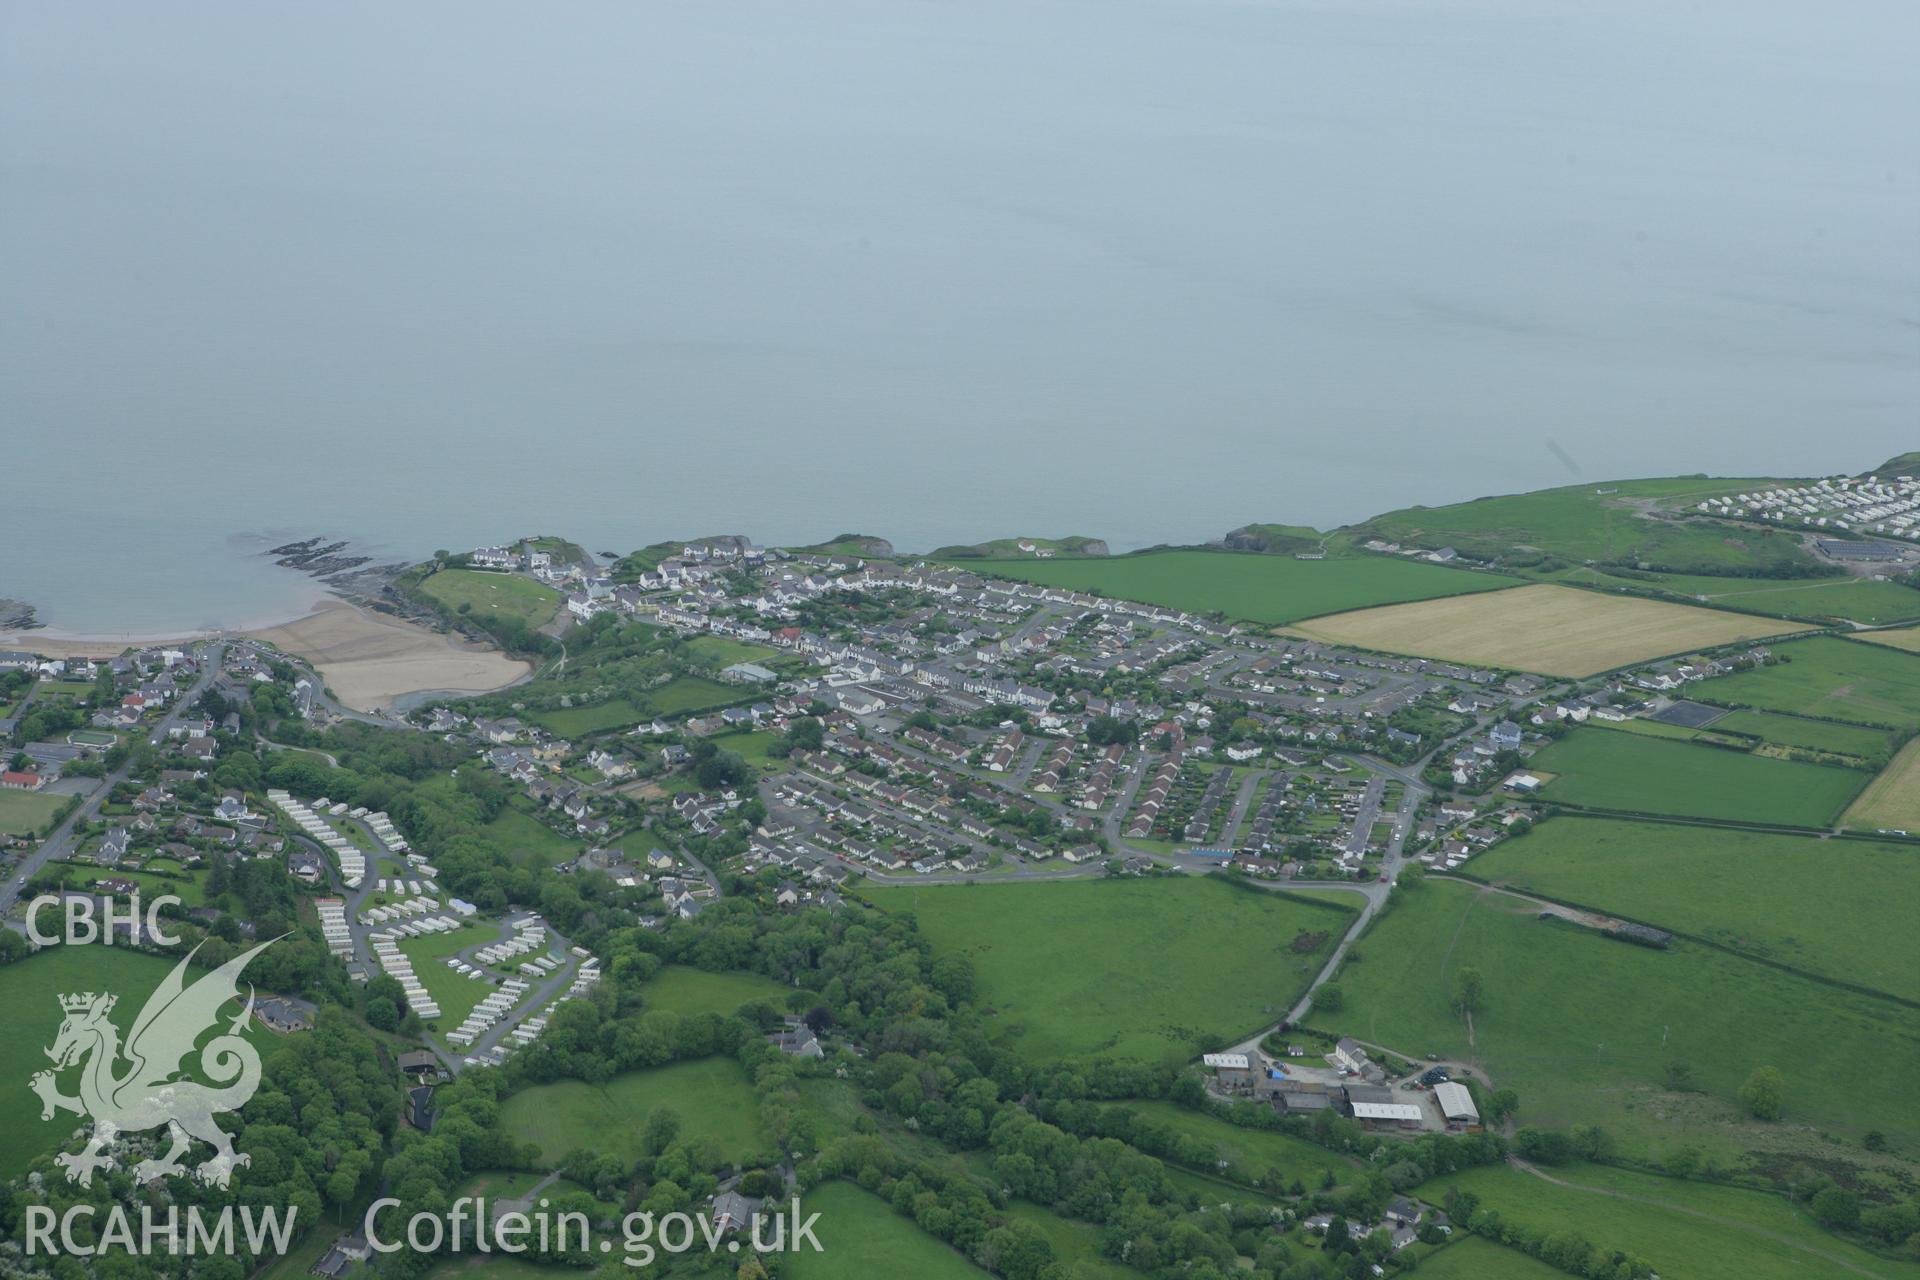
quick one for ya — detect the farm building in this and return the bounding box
[1202,1051,1253,1090]
[1434,1081,1480,1129]
[1351,1101,1425,1130]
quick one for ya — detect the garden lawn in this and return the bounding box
[1702,636,1920,728]
[641,965,799,1017]
[1528,727,1866,827]
[0,946,276,1178]
[1419,1163,1920,1280]
[863,877,1352,1065]
[787,1182,986,1279]
[500,1057,774,1166]
[1306,880,1920,1159]
[67,863,207,908]
[942,550,1516,625]
[0,789,64,835]
[419,568,561,628]
[1101,1100,1360,1190]
[1465,815,1920,999]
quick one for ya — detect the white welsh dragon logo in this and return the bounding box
[30,938,276,1188]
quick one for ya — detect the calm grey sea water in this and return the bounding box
[4,0,1915,634]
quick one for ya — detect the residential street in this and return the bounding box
[2,640,225,917]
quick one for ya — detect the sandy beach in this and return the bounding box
[247,600,532,712]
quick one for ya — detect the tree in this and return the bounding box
[1315,983,1345,1014]
[1738,1066,1785,1121]
[784,717,825,752]
[1450,966,1483,1013]
[1811,1186,1860,1229]
[1664,1061,1696,1092]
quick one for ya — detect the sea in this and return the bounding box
[3,0,1915,636]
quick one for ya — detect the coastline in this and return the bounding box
[1,596,530,715]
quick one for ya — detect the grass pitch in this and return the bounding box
[1466,815,1920,999]
[1526,727,1866,827]
[942,549,1517,625]
[0,789,65,835]
[864,877,1351,1064]
[1285,584,1793,677]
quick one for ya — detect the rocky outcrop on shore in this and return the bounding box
[265,536,409,600]
[0,598,41,631]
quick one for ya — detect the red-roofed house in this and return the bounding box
[2,771,46,791]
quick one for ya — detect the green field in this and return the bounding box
[500,1057,775,1166]
[526,676,739,737]
[1709,708,1897,758]
[641,965,798,1017]
[681,634,781,668]
[1466,816,1920,999]
[1625,570,1920,626]
[1421,1163,1920,1280]
[419,568,561,628]
[1416,1238,1565,1280]
[788,1181,985,1279]
[1102,1101,1359,1190]
[1356,476,1823,575]
[709,729,783,773]
[864,877,1351,1064]
[1701,636,1920,728]
[1307,879,1920,1159]
[942,549,1517,624]
[0,946,277,1178]
[1528,727,1866,827]
[400,922,503,1028]
[0,789,64,835]
[524,699,650,736]
[482,801,586,866]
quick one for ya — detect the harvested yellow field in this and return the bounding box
[1844,738,1920,833]
[1857,626,1920,655]
[1284,583,1796,677]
